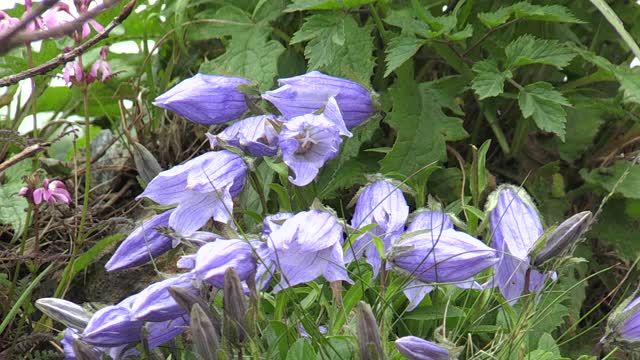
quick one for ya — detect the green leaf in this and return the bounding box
[478,7,512,28]
[188,5,255,41]
[0,160,30,240]
[404,304,466,320]
[614,67,640,104]
[291,13,345,69]
[448,24,473,41]
[200,27,284,91]
[589,199,640,261]
[384,35,424,77]
[471,59,513,99]
[581,161,640,200]
[286,339,317,360]
[517,82,570,140]
[478,3,581,28]
[505,35,575,69]
[382,67,468,178]
[71,234,125,278]
[286,0,374,12]
[551,97,605,162]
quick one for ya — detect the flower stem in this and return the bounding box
[32,205,39,253]
[77,82,91,248]
[249,171,268,214]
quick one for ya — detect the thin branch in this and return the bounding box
[0,142,51,174]
[0,0,59,46]
[0,0,124,55]
[0,0,136,87]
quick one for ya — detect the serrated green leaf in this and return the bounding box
[518,82,570,140]
[384,35,424,77]
[614,67,640,104]
[383,14,430,37]
[551,97,605,162]
[291,13,345,69]
[189,5,255,41]
[471,59,512,99]
[505,35,575,69]
[381,65,468,178]
[478,7,511,28]
[200,27,284,91]
[478,2,581,28]
[581,161,640,199]
[448,24,473,41]
[286,0,374,12]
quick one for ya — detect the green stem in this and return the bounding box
[77,82,92,249]
[368,4,389,45]
[249,171,268,214]
[482,107,511,156]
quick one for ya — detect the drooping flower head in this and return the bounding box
[345,180,409,277]
[136,150,247,235]
[193,239,258,288]
[603,294,640,351]
[207,115,280,157]
[19,178,72,205]
[88,46,112,83]
[262,71,375,128]
[279,97,351,186]
[63,53,84,86]
[395,336,449,360]
[129,274,198,322]
[81,305,142,346]
[487,185,548,304]
[388,229,497,284]
[105,210,174,272]
[259,210,352,291]
[154,74,251,125]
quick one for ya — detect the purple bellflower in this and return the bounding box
[145,316,190,349]
[263,212,294,235]
[207,115,280,157]
[278,97,351,186]
[259,210,352,291]
[395,336,449,360]
[129,274,197,322]
[105,210,174,272]
[262,71,374,128]
[345,180,409,278]
[604,294,640,349]
[136,150,247,235]
[388,229,497,284]
[488,185,549,304]
[81,305,142,347]
[193,239,258,288]
[618,296,640,342]
[153,74,251,125]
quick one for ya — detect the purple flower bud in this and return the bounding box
[407,210,454,234]
[395,336,449,360]
[619,296,640,341]
[193,239,257,288]
[105,210,174,272]
[82,305,142,346]
[488,185,545,303]
[262,210,352,291]
[346,180,409,277]
[129,274,198,322]
[136,150,247,235]
[146,316,189,349]
[278,98,351,186]
[207,115,280,157]
[262,71,374,128]
[388,229,497,283]
[154,74,251,125]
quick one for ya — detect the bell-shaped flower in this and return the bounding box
[395,336,449,360]
[603,294,640,352]
[278,98,351,186]
[207,115,280,157]
[260,210,352,291]
[129,274,198,322]
[262,71,374,128]
[146,316,190,350]
[81,305,142,346]
[193,239,257,288]
[136,150,247,235]
[263,212,293,235]
[105,210,174,272]
[345,180,409,277]
[88,46,112,83]
[388,229,497,284]
[153,74,251,125]
[406,210,454,234]
[488,185,548,304]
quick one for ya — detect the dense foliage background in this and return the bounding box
[2,0,640,359]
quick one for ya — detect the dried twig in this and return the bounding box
[0,142,51,174]
[0,0,124,55]
[0,0,135,87]
[0,0,59,47]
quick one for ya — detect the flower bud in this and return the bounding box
[223,268,249,348]
[356,301,384,360]
[207,115,280,157]
[262,71,375,128]
[82,305,142,346]
[130,274,198,322]
[191,303,220,360]
[395,336,449,360]
[35,298,90,331]
[193,239,257,289]
[532,211,592,266]
[168,285,221,332]
[72,338,101,360]
[605,294,640,350]
[154,74,251,125]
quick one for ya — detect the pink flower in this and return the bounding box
[41,1,103,40]
[23,0,45,32]
[0,11,19,33]
[32,179,72,205]
[88,46,112,83]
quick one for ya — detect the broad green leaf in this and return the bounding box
[383,13,430,37]
[0,160,30,240]
[589,199,640,261]
[201,27,285,91]
[581,161,640,199]
[286,0,374,12]
[318,336,355,360]
[448,24,473,41]
[291,13,345,69]
[286,339,316,360]
[189,5,255,41]
[381,65,468,178]
[478,7,511,28]
[614,67,640,104]
[517,82,570,141]
[505,35,575,69]
[471,59,513,99]
[551,97,605,162]
[478,3,581,28]
[384,35,424,77]
[404,304,466,320]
